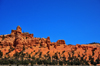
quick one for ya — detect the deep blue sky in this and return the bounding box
[0,0,100,45]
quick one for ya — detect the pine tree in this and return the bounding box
[0,50,3,58]
[2,35,5,40]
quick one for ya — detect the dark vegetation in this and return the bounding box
[2,35,5,40]
[89,42,100,44]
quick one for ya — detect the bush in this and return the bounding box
[42,59,52,65]
[96,57,100,64]
[59,61,63,65]
[2,35,5,40]
[53,53,58,59]
[0,59,3,64]
[53,60,58,65]
[29,54,31,58]
[2,59,9,65]
[39,52,42,58]
[26,37,28,39]
[14,52,20,58]
[68,44,72,45]
[0,50,3,58]
[37,60,42,65]
[62,50,65,54]
[89,42,100,44]
[31,60,36,65]
[9,59,16,64]
[22,60,29,65]
[32,56,35,60]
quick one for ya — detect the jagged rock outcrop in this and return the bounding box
[0,26,100,65]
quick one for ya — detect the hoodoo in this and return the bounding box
[0,26,100,65]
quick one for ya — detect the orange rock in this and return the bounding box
[47,36,50,40]
[9,50,16,57]
[0,26,100,65]
[57,40,65,45]
[54,44,57,49]
[97,64,100,66]
[47,43,50,50]
[16,26,22,33]
[31,52,35,57]
[46,37,51,44]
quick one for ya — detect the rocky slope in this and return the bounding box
[0,26,100,65]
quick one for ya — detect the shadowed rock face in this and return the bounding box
[0,26,100,65]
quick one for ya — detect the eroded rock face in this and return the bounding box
[0,26,100,65]
[17,26,22,32]
[57,40,65,45]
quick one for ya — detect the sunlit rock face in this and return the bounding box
[0,26,100,65]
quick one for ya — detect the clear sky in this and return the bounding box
[0,0,100,45]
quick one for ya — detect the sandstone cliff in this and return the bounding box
[0,26,100,65]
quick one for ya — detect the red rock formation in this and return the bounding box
[57,40,65,45]
[0,26,100,65]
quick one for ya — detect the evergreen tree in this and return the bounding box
[37,60,42,65]
[9,59,16,64]
[29,54,31,58]
[0,50,3,58]
[14,52,20,59]
[96,57,100,64]
[32,56,35,60]
[39,52,42,58]
[59,60,63,65]
[2,35,5,40]
[22,60,29,65]
[53,53,58,60]
[31,60,36,65]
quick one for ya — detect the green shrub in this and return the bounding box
[2,35,5,40]
[9,59,16,64]
[53,53,58,59]
[37,60,42,65]
[26,37,28,39]
[29,54,31,58]
[0,50,3,58]
[89,42,100,44]
[2,59,9,65]
[32,56,35,60]
[22,60,29,65]
[59,61,63,65]
[31,60,36,65]
[39,52,42,58]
